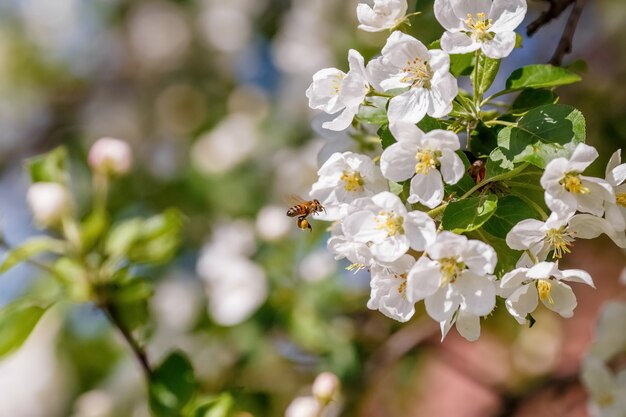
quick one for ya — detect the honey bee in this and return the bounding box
[286,195,325,232]
[468,159,486,184]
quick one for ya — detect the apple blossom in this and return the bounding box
[306,49,370,131]
[434,0,527,59]
[357,0,408,32]
[367,254,416,322]
[88,137,133,176]
[499,261,594,325]
[406,231,497,341]
[580,356,626,417]
[380,122,464,208]
[26,182,71,227]
[604,149,626,232]
[541,143,614,218]
[367,31,458,125]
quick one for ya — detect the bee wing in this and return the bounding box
[285,194,307,205]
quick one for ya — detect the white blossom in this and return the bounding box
[587,301,626,362]
[310,151,388,219]
[312,372,340,402]
[285,396,322,417]
[343,192,437,263]
[357,0,408,32]
[434,0,527,59]
[580,356,626,417]
[406,231,497,341]
[541,143,614,218]
[368,254,416,322]
[88,137,133,176]
[380,122,464,208]
[306,49,370,131]
[604,149,626,232]
[26,182,71,227]
[499,261,594,324]
[367,31,457,125]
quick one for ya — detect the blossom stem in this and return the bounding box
[427,203,448,218]
[368,89,394,98]
[484,120,517,127]
[480,90,511,107]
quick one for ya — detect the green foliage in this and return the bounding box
[505,64,582,91]
[442,194,498,233]
[511,89,558,114]
[149,350,197,417]
[482,196,540,239]
[475,54,500,96]
[377,125,395,149]
[26,146,69,184]
[491,104,586,168]
[0,300,49,358]
[357,101,388,125]
[194,394,236,417]
[0,236,65,273]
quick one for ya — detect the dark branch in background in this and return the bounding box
[526,0,587,66]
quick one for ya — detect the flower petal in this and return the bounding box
[428,231,467,259]
[434,0,465,31]
[388,89,429,125]
[542,280,577,318]
[455,271,496,316]
[481,31,516,59]
[322,107,356,131]
[406,257,443,302]
[506,218,547,251]
[489,0,527,33]
[560,268,595,288]
[382,31,429,68]
[505,284,538,324]
[408,170,444,208]
[427,73,458,118]
[371,235,410,262]
[380,141,419,182]
[450,0,492,19]
[463,239,497,275]
[425,285,460,322]
[441,31,480,55]
[455,310,481,341]
[405,210,438,250]
[439,149,465,184]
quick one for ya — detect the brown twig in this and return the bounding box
[526,0,587,66]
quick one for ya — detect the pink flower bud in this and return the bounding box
[312,372,340,402]
[285,396,321,417]
[27,182,70,226]
[88,137,133,176]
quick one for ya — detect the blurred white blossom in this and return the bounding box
[27,182,71,227]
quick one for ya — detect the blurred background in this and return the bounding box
[0,0,625,416]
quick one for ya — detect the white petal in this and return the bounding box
[408,170,444,208]
[428,231,467,259]
[434,0,465,31]
[406,257,443,302]
[372,191,407,215]
[388,89,429,125]
[455,271,496,316]
[371,235,410,262]
[382,31,429,68]
[455,311,481,341]
[605,203,626,232]
[545,188,578,218]
[606,149,623,182]
[450,0,491,19]
[541,158,568,189]
[380,142,419,182]
[441,31,480,55]
[439,149,465,184]
[542,280,577,318]
[389,120,425,143]
[559,268,595,287]
[489,0,527,33]
[462,239,497,275]
[427,49,451,75]
[365,57,396,91]
[322,107,356,131]
[347,210,386,243]
[506,218,547,250]
[481,31,516,59]
[427,73,458,118]
[421,129,460,151]
[505,284,538,324]
[527,261,558,279]
[425,285,460,322]
[569,213,626,248]
[500,267,530,288]
[405,210,438,251]
[568,143,598,172]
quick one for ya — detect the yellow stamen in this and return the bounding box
[376,210,405,237]
[465,12,493,40]
[545,227,574,259]
[561,173,590,194]
[401,57,433,89]
[537,280,554,305]
[415,149,437,175]
[439,257,464,284]
[341,170,365,192]
[346,263,367,273]
[331,74,344,95]
[616,192,626,207]
[397,273,408,295]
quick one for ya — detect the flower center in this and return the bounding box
[376,210,405,237]
[439,257,465,284]
[465,12,493,41]
[331,74,344,96]
[596,392,615,407]
[401,58,433,89]
[617,192,626,207]
[341,170,365,192]
[545,227,574,259]
[415,149,438,175]
[537,280,554,305]
[561,173,590,194]
[396,273,408,295]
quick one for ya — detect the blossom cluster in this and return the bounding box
[305,0,626,341]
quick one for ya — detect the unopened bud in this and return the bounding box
[285,396,321,417]
[312,372,340,402]
[26,182,70,227]
[88,137,133,176]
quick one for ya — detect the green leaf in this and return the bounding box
[26,147,68,184]
[511,89,558,114]
[377,125,395,149]
[149,350,196,417]
[493,104,586,168]
[505,64,581,91]
[482,196,540,239]
[0,237,65,273]
[442,194,498,233]
[356,102,388,125]
[0,301,48,358]
[194,394,235,417]
[80,211,110,253]
[451,52,475,77]
[52,258,91,302]
[417,115,443,133]
[475,54,501,96]
[469,122,498,157]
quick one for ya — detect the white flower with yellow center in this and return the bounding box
[406,231,497,341]
[541,143,615,218]
[357,0,408,32]
[506,212,626,261]
[581,356,626,417]
[366,31,458,125]
[306,49,370,131]
[310,151,388,220]
[344,192,437,262]
[434,0,527,59]
[604,149,626,232]
[499,261,594,325]
[368,255,416,322]
[380,122,465,208]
